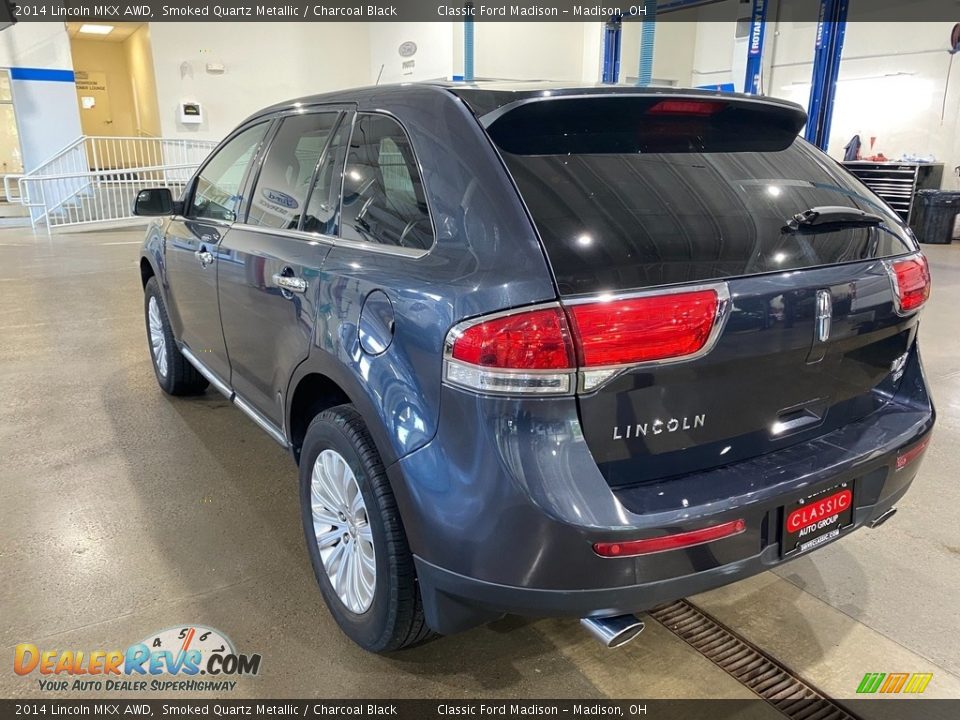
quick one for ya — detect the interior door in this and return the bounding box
[164,121,272,386]
[74,70,114,137]
[218,108,351,427]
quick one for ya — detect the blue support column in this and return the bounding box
[636,1,657,86]
[601,15,623,84]
[805,0,849,149]
[463,2,475,82]
[743,0,769,94]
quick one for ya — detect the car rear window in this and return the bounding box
[488,97,913,295]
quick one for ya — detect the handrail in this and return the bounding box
[28,163,200,181]
[3,173,24,203]
[22,136,87,177]
[5,134,217,230]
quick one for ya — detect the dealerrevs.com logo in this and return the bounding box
[14,625,261,693]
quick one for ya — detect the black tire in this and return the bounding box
[144,276,208,396]
[299,405,434,652]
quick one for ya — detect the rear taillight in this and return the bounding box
[567,290,720,390]
[445,306,576,395]
[887,254,930,314]
[444,285,727,396]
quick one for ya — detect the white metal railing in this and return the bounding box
[16,164,199,229]
[4,135,218,229]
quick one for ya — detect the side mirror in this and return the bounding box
[133,188,179,216]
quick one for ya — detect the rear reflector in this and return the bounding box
[887,254,930,313]
[896,434,931,471]
[567,290,720,367]
[593,519,746,557]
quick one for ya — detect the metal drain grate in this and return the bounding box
[649,600,860,720]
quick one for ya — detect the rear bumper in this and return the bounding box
[413,478,913,624]
[387,350,934,635]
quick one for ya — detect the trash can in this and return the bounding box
[910,190,960,244]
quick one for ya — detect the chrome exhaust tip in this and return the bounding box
[869,506,897,528]
[580,614,645,648]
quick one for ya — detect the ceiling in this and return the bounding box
[66,22,144,43]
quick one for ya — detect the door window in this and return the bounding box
[189,122,269,222]
[339,114,433,251]
[247,112,340,230]
[302,119,350,236]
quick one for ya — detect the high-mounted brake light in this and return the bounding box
[443,285,727,396]
[593,519,746,558]
[648,99,726,116]
[887,254,930,314]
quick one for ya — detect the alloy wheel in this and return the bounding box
[310,449,376,614]
[148,296,168,378]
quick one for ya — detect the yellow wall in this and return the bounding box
[70,26,160,138]
[70,38,137,136]
[123,25,160,136]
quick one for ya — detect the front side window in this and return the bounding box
[189,122,269,222]
[339,114,433,251]
[247,112,340,230]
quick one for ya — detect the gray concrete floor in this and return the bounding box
[1,226,958,706]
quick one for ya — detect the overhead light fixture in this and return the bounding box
[79,24,114,35]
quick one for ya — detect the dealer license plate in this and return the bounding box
[782,481,854,556]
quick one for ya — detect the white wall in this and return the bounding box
[148,22,371,140]
[622,14,698,86]
[0,23,83,172]
[369,22,453,84]
[472,22,588,81]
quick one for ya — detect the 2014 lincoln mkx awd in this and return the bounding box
[135,83,935,652]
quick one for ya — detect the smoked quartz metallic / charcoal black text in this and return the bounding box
[136,83,934,652]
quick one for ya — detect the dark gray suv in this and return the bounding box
[136,83,934,652]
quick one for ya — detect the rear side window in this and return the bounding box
[339,113,433,251]
[247,112,340,230]
[490,97,913,295]
[190,122,269,222]
[302,119,350,236]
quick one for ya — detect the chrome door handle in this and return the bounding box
[272,273,307,294]
[195,250,214,267]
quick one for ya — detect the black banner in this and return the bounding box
[7,0,960,23]
[3,700,960,720]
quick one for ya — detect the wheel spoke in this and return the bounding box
[311,473,341,519]
[356,523,373,544]
[315,526,342,549]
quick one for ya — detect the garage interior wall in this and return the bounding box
[369,22,454,84]
[147,22,372,140]
[686,0,960,183]
[450,22,603,82]
[0,23,82,173]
